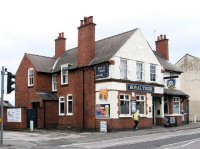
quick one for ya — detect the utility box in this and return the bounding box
[100,121,107,133]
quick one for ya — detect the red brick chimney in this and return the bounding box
[55,32,66,58]
[155,34,169,61]
[78,16,96,67]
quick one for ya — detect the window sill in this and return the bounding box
[119,115,132,118]
[66,113,73,116]
[28,85,34,88]
[59,114,65,116]
[61,83,68,86]
[52,90,57,92]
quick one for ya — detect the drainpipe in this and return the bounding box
[44,101,46,128]
[82,68,85,130]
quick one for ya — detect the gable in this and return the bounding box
[114,29,161,65]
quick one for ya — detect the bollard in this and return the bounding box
[30,120,34,131]
[194,115,197,123]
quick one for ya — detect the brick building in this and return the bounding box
[14,16,189,130]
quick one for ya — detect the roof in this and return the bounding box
[37,92,58,101]
[26,29,138,73]
[175,53,200,65]
[26,53,56,73]
[53,29,138,72]
[153,51,182,73]
[164,88,188,97]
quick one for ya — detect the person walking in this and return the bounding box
[133,110,140,130]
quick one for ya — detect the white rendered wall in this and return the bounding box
[109,29,163,84]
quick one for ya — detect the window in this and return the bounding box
[136,62,144,80]
[59,97,65,116]
[120,94,131,115]
[164,98,169,114]
[173,97,180,114]
[67,94,73,115]
[61,65,68,85]
[136,95,146,115]
[150,64,156,81]
[28,68,34,86]
[52,74,57,91]
[120,59,127,79]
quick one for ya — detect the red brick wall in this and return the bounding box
[16,55,36,108]
[4,107,27,130]
[95,118,152,131]
[36,73,52,92]
[55,33,66,58]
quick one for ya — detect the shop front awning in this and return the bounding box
[164,89,189,97]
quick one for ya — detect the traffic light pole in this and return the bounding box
[0,66,4,145]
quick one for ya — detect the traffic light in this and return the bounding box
[7,72,15,94]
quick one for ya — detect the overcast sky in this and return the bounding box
[1,0,200,105]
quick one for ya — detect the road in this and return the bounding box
[1,128,200,149]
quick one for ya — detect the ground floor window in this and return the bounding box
[120,94,131,115]
[136,95,146,114]
[173,97,180,114]
[59,97,65,116]
[67,94,73,115]
[164,98,169,114]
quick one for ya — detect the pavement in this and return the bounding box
[1,122,200,149]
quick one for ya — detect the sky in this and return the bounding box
[1,0,200,105]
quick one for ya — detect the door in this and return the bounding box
[27,109,38,128]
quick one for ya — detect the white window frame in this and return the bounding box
[59,97,65,116]
[173,97,180,114]
[150,64,156,82]
[119,94,131,116]
[28,68,34,87]
[52,74,57,91]
[136,62,144,81]
[120,58,128,79]
[136,95,146,115]
[66,94,73,115]
[61,64,68,85]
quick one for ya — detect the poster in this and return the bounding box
[96,104,110,118]
[131,101,136,114]
[99,89,108,101]
[7,108,22,122]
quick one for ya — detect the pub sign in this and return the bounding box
[95,63,109,78]
[127,84,154,93]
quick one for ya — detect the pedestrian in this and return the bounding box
[133,110,140,130]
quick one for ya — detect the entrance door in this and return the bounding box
[27,109,38,128]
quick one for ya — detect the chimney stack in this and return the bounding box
[155,34,169,61]
[78,16,96,67]
[55,32,66,58]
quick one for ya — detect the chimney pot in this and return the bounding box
[59,33,62,38]
[84,17,88,24]
[80,20,84,26]
[88,16,93,23]
[157,36,160,41]
[61,32,64,38]
[160,35,163,40]
[164,34,166,39]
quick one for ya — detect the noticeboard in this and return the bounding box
[95,63,109,79]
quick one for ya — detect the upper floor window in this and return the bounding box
[59,97,65,116]
[120,94,131,115]
[28,68,34,87]
[67,94,73,115]
[136,62,144,80]
[150,64,156,81]
[120,58,127,79]
[136,95,146,115]
[61,64,68,85]
[52,74,57,91]
[173,97,180,114]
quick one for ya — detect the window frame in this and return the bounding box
[164,98,169,114]
[28,68,34,87]
[136,62,144,80]
[66,94,73,115]
[120,58,128,79]
[150,64,156,82]
[173,97,180,114]
[119,94,131,116]
[61,64,69,85]
[136,95,146,115]
[52,74,57,92]
[59,97,65,116]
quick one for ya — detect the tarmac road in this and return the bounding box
[0,122,200,149]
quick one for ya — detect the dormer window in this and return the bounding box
[28,68,34,87]
[61,64,68,85]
